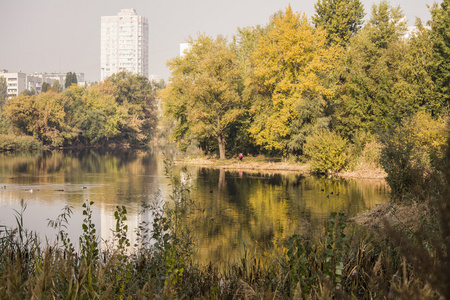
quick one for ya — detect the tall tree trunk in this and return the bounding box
[217,134,226,159]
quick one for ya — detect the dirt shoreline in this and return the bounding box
[174,157,387,180]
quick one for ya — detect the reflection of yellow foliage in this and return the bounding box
[189,170,388,264]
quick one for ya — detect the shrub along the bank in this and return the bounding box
[0,134,42,151]
[304,129,348,173]
[380,111,447,202]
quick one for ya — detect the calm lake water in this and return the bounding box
[0,149,389,263]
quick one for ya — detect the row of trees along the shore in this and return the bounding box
[0,72,163,148]
[0,0,448,173]
[160,0,450,170]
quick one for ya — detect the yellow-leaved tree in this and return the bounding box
[161,34,242,159]
[247,5,341,153]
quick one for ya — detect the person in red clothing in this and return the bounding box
[238,153,243,161]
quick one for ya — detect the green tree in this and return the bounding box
[229,25,269,155]
[429,0,450,110]
[331,1,408,140]
[0,77,6,110]
[247,5,341,152]
[106,71,157,145]
[65,72,78,89]
[365,1,406,49]
[77,82,126,144]
[313,0,365,46]
[21,88,36,96]
[162,34,243,159]
[41,82,51,93]
[400,20,439,114]
[53,80,63,93]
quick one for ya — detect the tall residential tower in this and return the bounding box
[101,9,149,81]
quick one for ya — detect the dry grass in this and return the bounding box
[350,202,429,233]
[338,166,387,180]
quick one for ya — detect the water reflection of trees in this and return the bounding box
[188,169,389,264]
[0,150,160,208]
[0,149,164,249]
[0,154,389,264]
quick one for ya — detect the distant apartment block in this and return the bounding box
[0,70,27,98]
[0,70,85,98]
[37,72,85,88]
[101,8,149,81]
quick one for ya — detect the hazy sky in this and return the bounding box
[0,0,437,82]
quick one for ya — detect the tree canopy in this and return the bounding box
[3,72,158,148]
[331,1,410,140]
[65,72,78,89]
[161,34,243,159]
[247,5,341,152]
[313,0,365,46]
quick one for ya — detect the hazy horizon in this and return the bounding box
[0,0,437,83]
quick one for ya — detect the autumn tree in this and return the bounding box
[313,0,365,46]
[162,34,242,159]
[3,92,75,146]
[247,5,341,153]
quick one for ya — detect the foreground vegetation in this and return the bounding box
[1,136,449,299]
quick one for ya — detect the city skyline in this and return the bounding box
[0,0,437,82]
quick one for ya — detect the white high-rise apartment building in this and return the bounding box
[101,9,149,81]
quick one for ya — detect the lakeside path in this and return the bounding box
[174,157,387,180]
